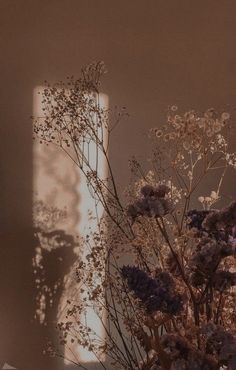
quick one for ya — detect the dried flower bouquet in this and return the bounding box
[33,62,236,370]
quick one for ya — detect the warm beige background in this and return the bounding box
[0,1,236,369]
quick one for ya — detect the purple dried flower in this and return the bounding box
[189,235,236,278]
[212,270,236,291]
[187,209,234,243]
[203,323,236,369]
[121,265,157,303]
[202,211,220,232]
[155,184,170,198]
[203,201,236,233]
[140,184,157,197]
[121,266,182,315]
[150,364,162,370]
[127,204,139,220]
[141,184,170,198]
[161,334,190,360]
[127,184,173,220]
[187,209,212,231]
[189,271,206,287]
[232,225,236,239]
[160,334,217,370]
[155,271,175,288]
[228,225,236,250]
[189,238,223,276]
[146,291,182,315]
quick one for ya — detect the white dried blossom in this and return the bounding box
[221,112,230,120]
[198,196,205,203]
[198,191,220,209]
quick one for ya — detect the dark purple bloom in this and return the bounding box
[189,238,223,276]
[188,206,236,245]
[146,291,182,315]
[140,184,157,197]
[232,225,236,239]
[188,236,236,285]
[127,184,173,220]
[187,209,212,231]
[121,266,182,315]
[189,271,206,287]
[212,270,236,291]
[161,334,218,370]
[203,323,236,369]
[203,201,236,233]
[121,265,157,303]
[141,184,170,198]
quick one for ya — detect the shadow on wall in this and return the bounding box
[0,79,109,369]
[0,229,62,370]
[0,143,81,369]
[0,228,104,370]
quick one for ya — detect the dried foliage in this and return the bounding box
[33,62,236,370]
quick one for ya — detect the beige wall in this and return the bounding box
[0,1,236,369]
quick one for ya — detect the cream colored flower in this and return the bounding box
[210,191,219,200]
[221,112,230,120]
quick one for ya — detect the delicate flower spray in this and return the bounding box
[33,63,236,370]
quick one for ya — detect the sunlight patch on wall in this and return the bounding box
[33,86,108,363]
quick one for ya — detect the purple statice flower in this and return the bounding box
[212,270,236,292]
[189,271,206,287]
[187,209,231,242]
[160,333,218,370]
[189,235,236,276]
[232,225,236,239]
[203,201,236,233]
[203,323,236,369]
[121,265,157,303]
[140,184,170,198]
[189,238,223,276]
[127,184,173,220]
[189,236,236,287]
[228,225,236,250]
[121,266,182,315]
[146,291,182,315]
[187,209,212,231]
[188,204,236,244]
[155,271,175,288]
[150,364,162,370]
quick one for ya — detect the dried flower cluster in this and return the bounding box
[33,63,236,370]
[121,266,182,315]
[127,184,173,220]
